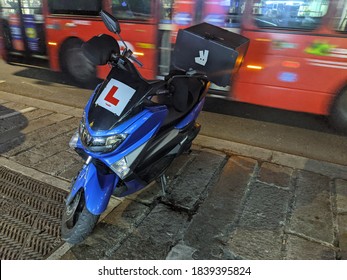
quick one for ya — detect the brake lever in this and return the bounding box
[130,55,143,67]
[122,48,143,67]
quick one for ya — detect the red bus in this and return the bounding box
[170,0,347,131]
[232,0,347,132]
[0,0,346,131]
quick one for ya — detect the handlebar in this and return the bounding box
[110,52,142,74]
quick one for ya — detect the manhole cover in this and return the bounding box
[0,166,67,259]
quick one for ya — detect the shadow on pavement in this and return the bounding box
[8,57,101,90]
[0,104,28,155]
[203,97,340,135]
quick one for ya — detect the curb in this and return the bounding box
[194,135,347,180]
[0,90,83,117]
[0,156,71,191]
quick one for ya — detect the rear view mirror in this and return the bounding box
[100,10,121,34]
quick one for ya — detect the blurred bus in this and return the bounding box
[230,0,347,131]
[161,0,347,131]
[0,0,346,131]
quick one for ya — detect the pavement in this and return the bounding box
[0,90,347,260]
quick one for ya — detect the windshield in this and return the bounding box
[87,65,150,131]
[333,0,347,33]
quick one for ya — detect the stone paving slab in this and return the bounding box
[164,149,226,212]
[182,156,257,260]
[284,235,336,260]
[288,170,334,244]
[336,179,347,214]
[338,215,347,259]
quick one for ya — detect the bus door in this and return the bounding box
[157,0,174,76]
[0,0,25,58]
[0,0,45,60]
[232,0,347,116]
[20,0,46,55]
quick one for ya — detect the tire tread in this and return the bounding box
[61,206,99,244]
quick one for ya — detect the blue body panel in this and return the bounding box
[69,100,168,214]
[66,162,119,215]
[175,98,205,129]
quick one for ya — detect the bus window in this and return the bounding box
[48,0,101,16]
[0,0,20,51]
[1,0,19,17]
[21,0,41,14]
[334,0,347,32]
[111,0,151,20]
[225,0,246,29]
[159,0,173,24]
[252,0,329,30]
[158,0,174,75]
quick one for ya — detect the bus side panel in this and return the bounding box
[232,81,332,115]
[118,22,157,79]
[232,29,347,115]
[44,18,103,72]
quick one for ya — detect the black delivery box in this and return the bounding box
[171,22,249,87]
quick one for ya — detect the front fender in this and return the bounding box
[66,162,119,215]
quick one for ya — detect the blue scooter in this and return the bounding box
[61,10,249,244]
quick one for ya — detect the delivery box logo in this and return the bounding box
[195,50,209,66]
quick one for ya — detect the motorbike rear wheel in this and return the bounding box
[61,189,99,244]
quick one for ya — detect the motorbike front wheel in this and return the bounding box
[61,189,100,244]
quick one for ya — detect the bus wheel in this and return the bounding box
[60,38,97,87]
[330,87,347,133]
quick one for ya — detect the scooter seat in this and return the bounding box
[161,76,204,127]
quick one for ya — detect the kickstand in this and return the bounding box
[160,174,167,196]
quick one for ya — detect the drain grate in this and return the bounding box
[0,166,67,259]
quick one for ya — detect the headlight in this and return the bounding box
[110,142,146,179]
[79,118,127,153]
[110,158,130,179]
[69,130,79,149]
